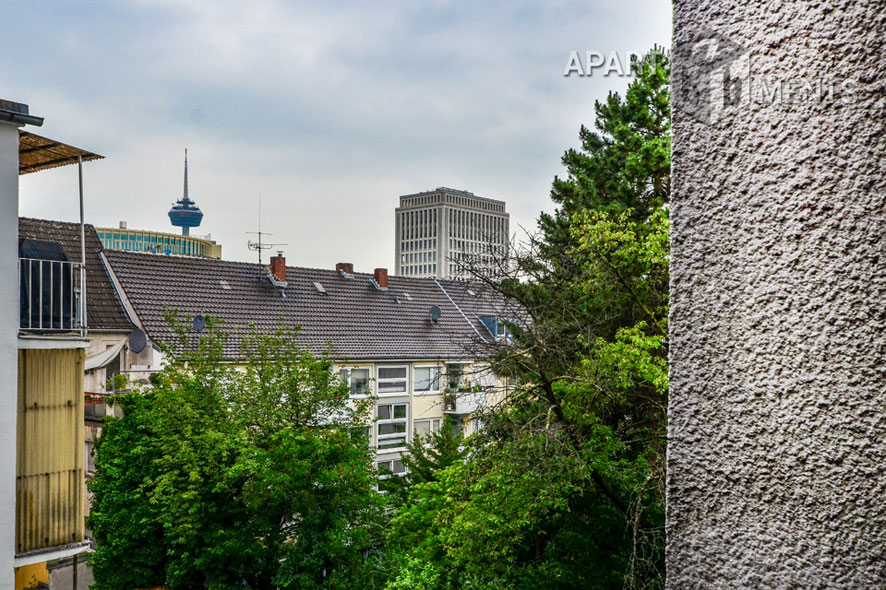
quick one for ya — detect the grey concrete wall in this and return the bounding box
[668,2,886,588]
[48,555,94,590]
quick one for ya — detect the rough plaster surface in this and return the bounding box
[668,2,886,588]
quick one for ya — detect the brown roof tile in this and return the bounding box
[104,251,505,361]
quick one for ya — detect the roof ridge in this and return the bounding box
[19,216,97,229]
[104,250,480,289]
[435,279,483,340]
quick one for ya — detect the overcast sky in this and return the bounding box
[5,0,671,270]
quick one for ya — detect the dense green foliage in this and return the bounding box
[381,48,670,590]
[88,320,380,590]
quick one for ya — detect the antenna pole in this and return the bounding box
[246,195,287,273]
[258,194,262,266]
[183,148,189,202]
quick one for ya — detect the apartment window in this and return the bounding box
[377,403,408,450]
[339,367,371,396]
[377,459,406,477]
[377,366,407,395]
[414,365,441,394]
[470,417,484,434]
[414,418,441,439]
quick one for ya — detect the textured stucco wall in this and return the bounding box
[668,2,886,588]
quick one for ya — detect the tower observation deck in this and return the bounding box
[168,148,203,236]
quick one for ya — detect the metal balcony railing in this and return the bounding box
[19,257,86,337]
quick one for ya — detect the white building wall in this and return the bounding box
[0,120,20,587]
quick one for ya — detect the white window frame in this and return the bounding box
[413,364,442,395]
[377,365,409,397]
[339,365,372,397]
[377,458,407,480]
[413,418,442,442]
[470,416,484,434]
[377,402,409,451]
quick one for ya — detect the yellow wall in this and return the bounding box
[412,394,445,419]
[17,348,85,554]
[14,562,48,590]
[206,242,223,258]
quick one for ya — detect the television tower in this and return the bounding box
[168,148,203,236]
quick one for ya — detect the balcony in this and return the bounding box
[443,389,486,415]
[19,256,86,338]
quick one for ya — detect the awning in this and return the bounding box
[19,131,104,175]
[85,339,126,371]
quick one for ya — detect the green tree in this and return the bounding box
[379,418,467,589]
[379,415,465,500]
[381,48,670,589]
[541,46,670,255]
[88,318,380,589]
[384,209,669,590]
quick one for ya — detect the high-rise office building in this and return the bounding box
[395,187,509,280]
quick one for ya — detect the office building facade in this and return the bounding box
[97,223,222,258]
[395,187,509,280]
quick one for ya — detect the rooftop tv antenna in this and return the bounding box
[246,195,287,266]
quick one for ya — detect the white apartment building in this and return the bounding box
[395,187,509,280]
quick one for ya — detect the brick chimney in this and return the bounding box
[270,251,286,283]
[336,262,354,274]
[374,268,388,288]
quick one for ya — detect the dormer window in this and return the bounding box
[479,316,511,342]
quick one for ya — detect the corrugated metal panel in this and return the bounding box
[16,348,85,554]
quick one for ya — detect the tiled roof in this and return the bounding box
[104,251,506,361]
[19,218,132,332]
